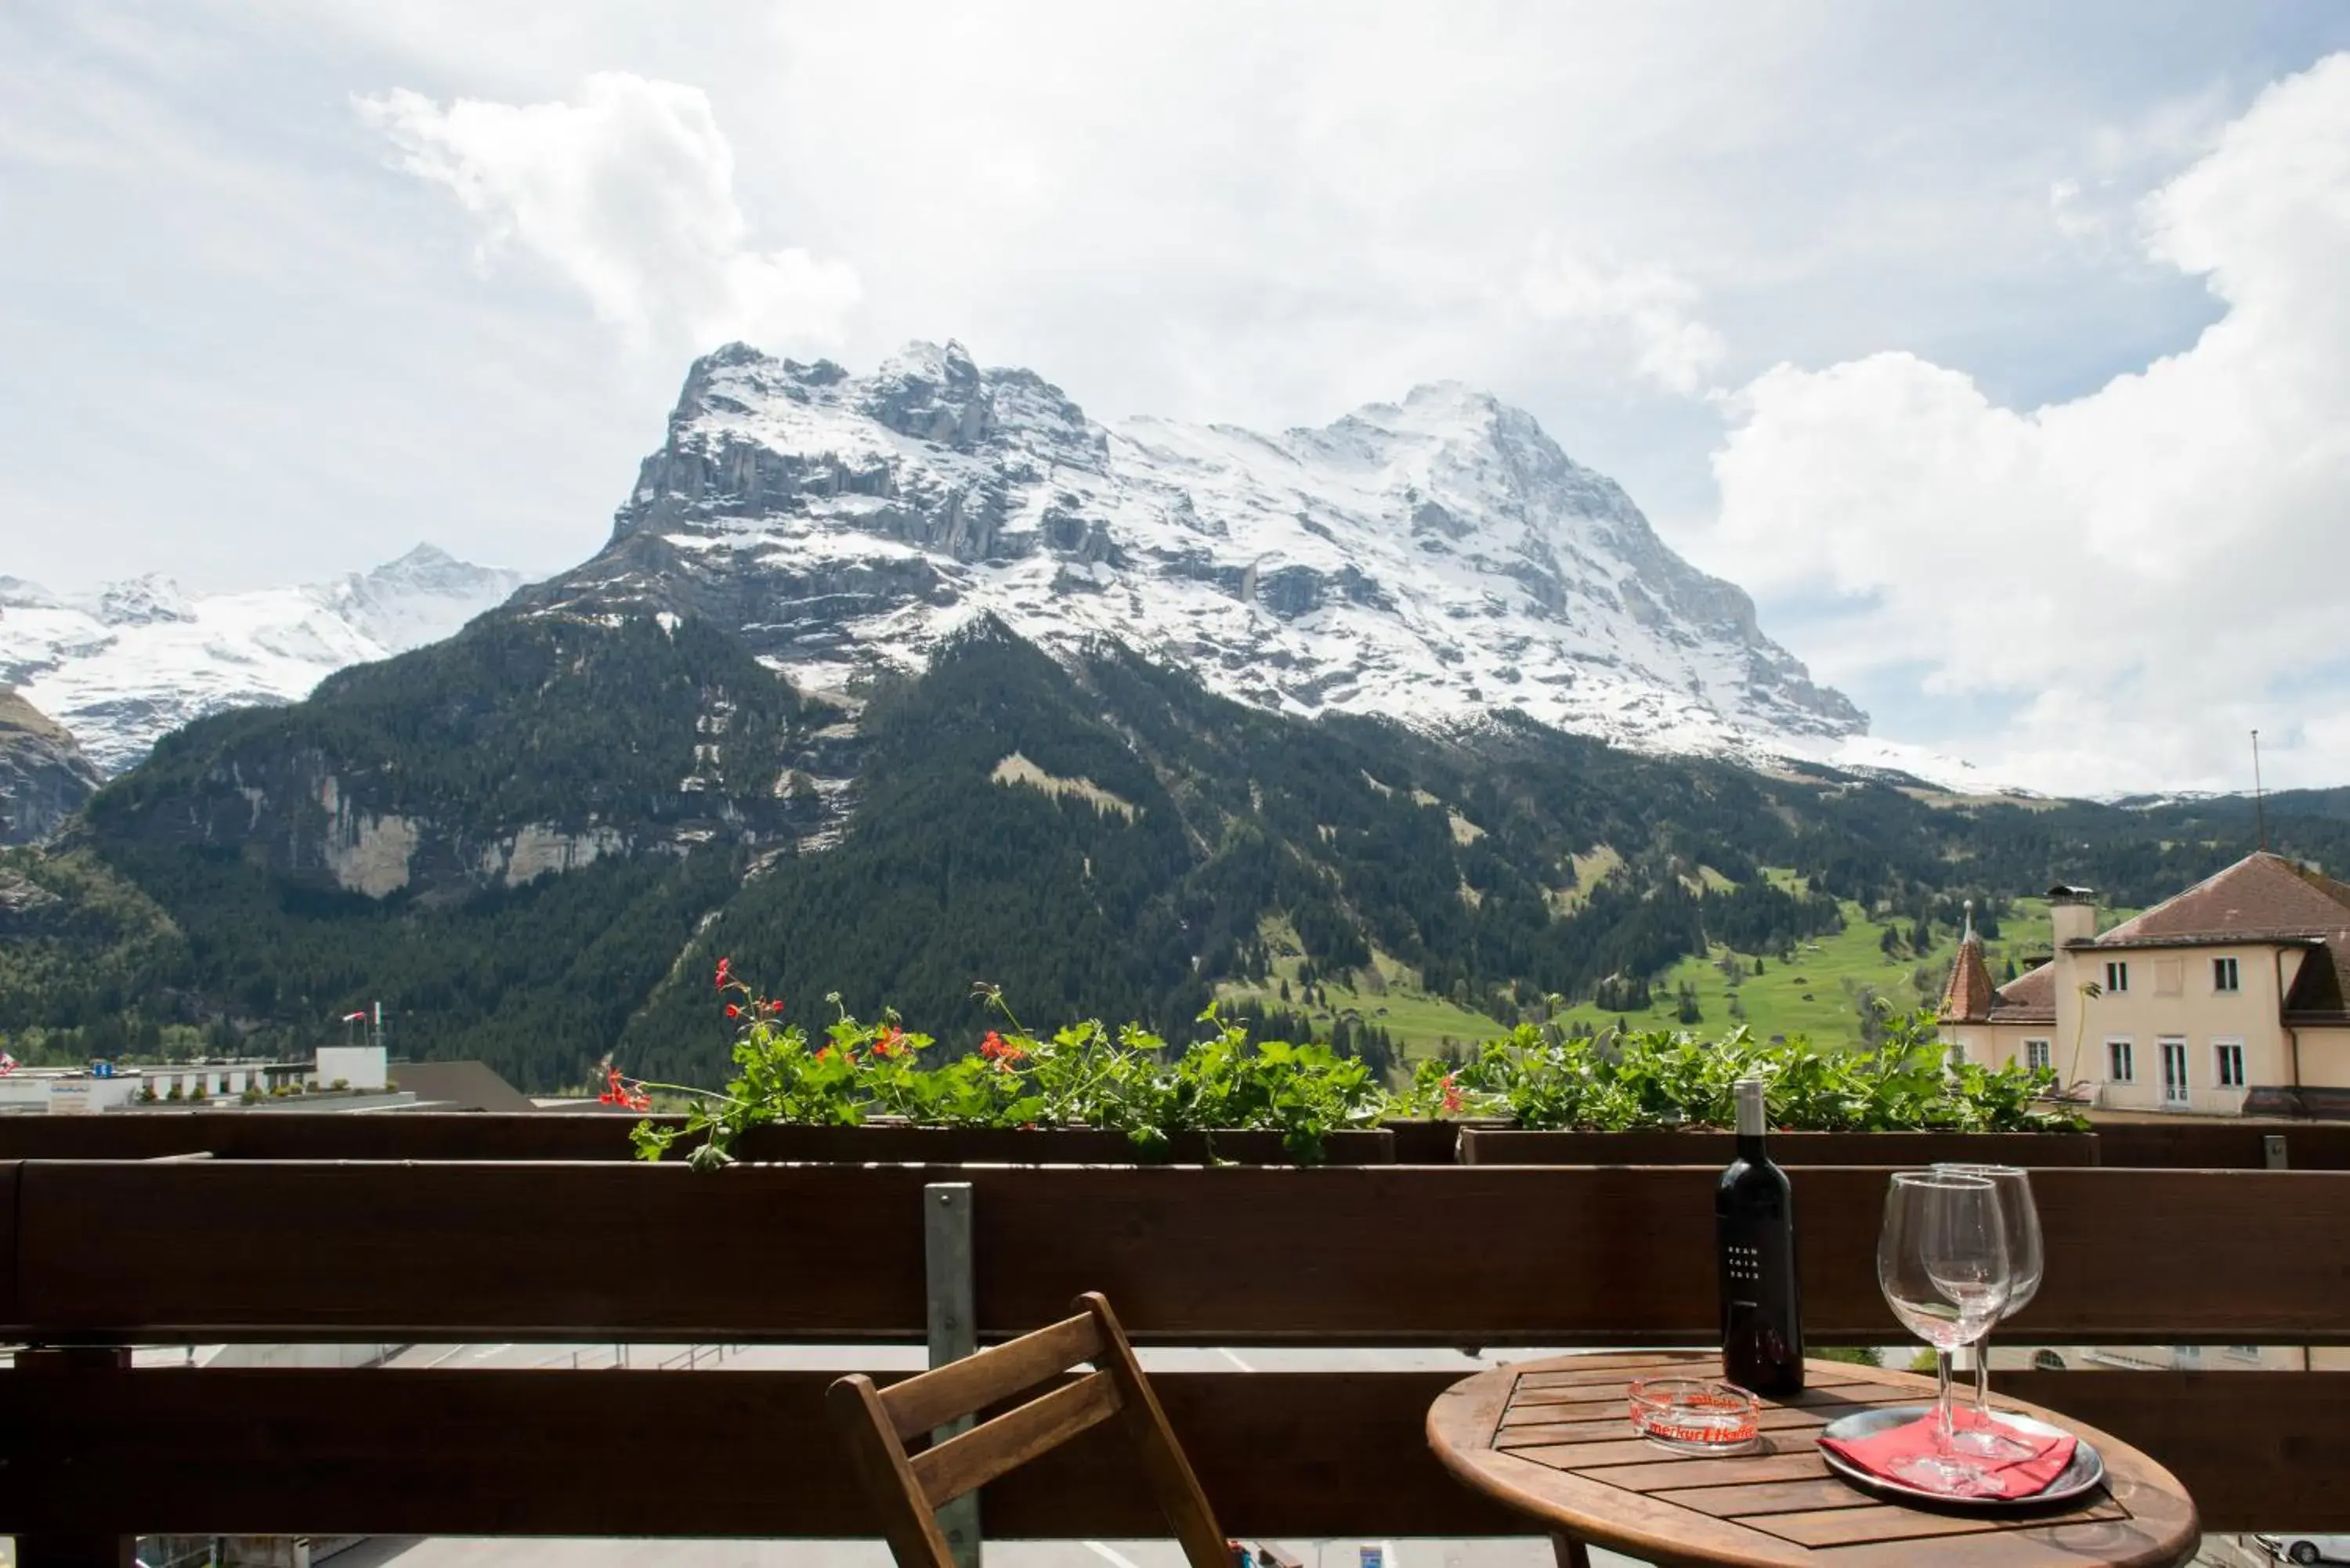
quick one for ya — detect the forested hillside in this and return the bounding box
[4,610,2345,1091]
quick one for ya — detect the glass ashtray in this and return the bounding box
[1627,1377,1762,1454]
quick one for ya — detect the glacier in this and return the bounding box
[0,544,523,774]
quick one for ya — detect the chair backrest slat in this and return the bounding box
[830,1292,1227,1568]
[877,1310,1101,1440]
[909,1367,1124,1507]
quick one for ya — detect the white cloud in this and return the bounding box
[354,73,859,353]
[1698,52,2350,796]
[1520,247,1728,396]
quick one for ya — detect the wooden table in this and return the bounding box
[1426,1352,2200,1568]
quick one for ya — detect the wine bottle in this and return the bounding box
[1716,1076,1804,1396]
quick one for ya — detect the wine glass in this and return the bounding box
[1876,1171,2012,1496]
[1932,1162,2044,1459]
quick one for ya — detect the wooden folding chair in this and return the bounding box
[827,1291,1227,1568]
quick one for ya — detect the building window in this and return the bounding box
[2215,1040,2246,1089]
[2160,1037,2189,1107]
[2104,960,2128,993]
[1947,1040,1967,1068]
[2024,1039,2052,1071]
[2213,956,2240,993]
[2107,1038,2135,1082]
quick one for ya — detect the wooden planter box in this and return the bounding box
[725,1122,1397,1165]
[1455,1127,2099,1166]
[1379,1118,1520,1164]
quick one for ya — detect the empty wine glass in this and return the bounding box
[1932,1162,2044,1459]
[1877,1170,2012,1496]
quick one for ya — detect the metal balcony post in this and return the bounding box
[927,1181,980,1568]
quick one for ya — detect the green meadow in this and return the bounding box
[1217,880,2136,1060]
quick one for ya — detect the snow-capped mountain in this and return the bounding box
[522,340,1867,764]
[0,545,523,773]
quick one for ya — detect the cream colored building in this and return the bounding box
[1938,851,2350,1115]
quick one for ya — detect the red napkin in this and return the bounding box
[1819,1408,2077,1500]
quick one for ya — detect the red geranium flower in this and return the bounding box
[725,1003,741,1018]
[598,1066,651,1112]
[714,956,731,989]
[1441,1072,1464,1115]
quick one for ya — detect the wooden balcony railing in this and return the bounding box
[1,1152,2345,1551]
[0,1109,2345,1167]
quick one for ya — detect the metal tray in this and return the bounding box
[1817,1404,2107,1510]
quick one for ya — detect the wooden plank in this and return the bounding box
[1461,1129,2101,1167]
[1516,1357,1759,1389]
[0,1367,1522,1537]
[9,1162,2350,1344]
[1493,1401,1892,1451]
[2095,1118,2350,1171]
[1559,1449,1835,1490]
[13,1161,933,1341]
[1753,1498,2128,1549]
[1646,1476,1877,1517]
[9,1348,133,1568]
[0,1113,648,1162]
[0,1115,1395,1166]
[961,1165,2350,1346]
[909,1371,1124,1505]
[0,1366,2332,1534]
[2010,1168,2350,1343]
[18,1113,2350,1169]
[0,1162,16,1329]
[2002,1367,2350,1535]
[1509,1353,1700,1382]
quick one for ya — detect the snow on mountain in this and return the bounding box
[523,341,1871,764]
[0,545,523,774]
[1816,736,2026,797]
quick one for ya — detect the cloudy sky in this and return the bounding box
[5,2,2350,797]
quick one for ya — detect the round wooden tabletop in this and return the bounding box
[1426,1351,2200,1568]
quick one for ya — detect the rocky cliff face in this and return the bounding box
[83,611,856,902]
[518,341,1866,762]
[0,688,103,844]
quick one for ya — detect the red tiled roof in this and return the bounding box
[2088,852,2350,1014]
[1937,937,1999,1024]
[1987,961,2056,1025]
[2091,851,2350,945]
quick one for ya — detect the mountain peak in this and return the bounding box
[1397,379,1506,418]
[93,574,196,627]
[536,343,1865,762]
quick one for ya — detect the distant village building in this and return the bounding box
[1937,851,2350,1116]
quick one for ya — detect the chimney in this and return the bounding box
[2048,884,2099,948]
